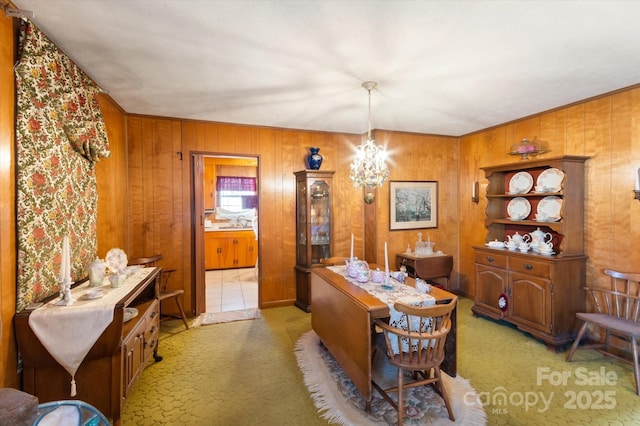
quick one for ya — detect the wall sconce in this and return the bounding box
[635,167,640,200]
[472,181,479,204]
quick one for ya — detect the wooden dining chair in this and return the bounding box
[373,297,458,424]
[566,269,640,395]
[319,256,350,266]
[128,254,189,330]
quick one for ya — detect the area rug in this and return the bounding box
[295,330,486,425]
[191,308,260,326]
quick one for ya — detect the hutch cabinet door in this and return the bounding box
[474,264,507,316]
[508,272,552,333]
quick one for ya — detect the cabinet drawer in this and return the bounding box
[475,251,508,268]
[509,257,550,279]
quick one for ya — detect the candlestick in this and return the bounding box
[384,242,389,277]
[350,233,354,260]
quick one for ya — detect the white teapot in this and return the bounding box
[529,227,552,252]
[507,232,530,246]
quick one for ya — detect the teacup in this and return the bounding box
[538,241,553,253]
[371,268,385,283]
[504,241,517,250]
[416,278,431,294]
[518,242,530,252]
[109,274,124,288]
[356,269,370,283]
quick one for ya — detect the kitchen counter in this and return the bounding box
[205,227,253,232]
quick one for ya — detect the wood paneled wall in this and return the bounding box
[0,13,18,388]
[458,89,640,297]
[363,131,459,269]
[95,95,128,257]
[179,122,364,309]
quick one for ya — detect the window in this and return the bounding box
[216,177,258,210]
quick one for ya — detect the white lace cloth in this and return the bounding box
[28,267,155,396]
[327,266,435,354]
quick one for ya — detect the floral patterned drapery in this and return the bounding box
[15,22,110,310]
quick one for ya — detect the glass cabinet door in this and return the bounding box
[296,178,308,265]
[309,179,330,264]
[295,171,334,268]
[294,170,335,312]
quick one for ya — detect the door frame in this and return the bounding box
[190,152,260,315]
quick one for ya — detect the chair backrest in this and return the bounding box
[319,256,349,266]
[33,400,110,425]
[128,254,163,267]
[380,296,457,368]
[587,269,640,321]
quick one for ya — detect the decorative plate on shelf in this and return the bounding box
[508,171,534,194]
[507,197,531,220]
[537,196,563,220]
[537,168,565,192]
[105,248,128,274]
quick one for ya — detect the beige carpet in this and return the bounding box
[295,330,487,425]
[191,307,260,326]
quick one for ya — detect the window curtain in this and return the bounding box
[216,176,257,192]
[15,22,110,310]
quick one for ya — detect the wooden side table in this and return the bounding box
[395,253,453,288]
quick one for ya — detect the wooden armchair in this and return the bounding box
[128,255,189,330]
[373,297,457,424]
[566,269,640,395]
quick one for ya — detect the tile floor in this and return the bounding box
[205,268,258,313]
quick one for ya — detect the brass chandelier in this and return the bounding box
[349,81,389,204]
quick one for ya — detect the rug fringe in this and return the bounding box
[295,330,487,426]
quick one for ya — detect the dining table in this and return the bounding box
[310,265,457,409]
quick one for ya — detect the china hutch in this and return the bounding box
[472,155,589,347]
[294,170,334,312]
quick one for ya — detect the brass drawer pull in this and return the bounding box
[524,263,533,270]
[486,256,494,262]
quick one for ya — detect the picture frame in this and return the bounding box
[389,181,438,230]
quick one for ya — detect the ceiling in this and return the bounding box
[9,0,640,136]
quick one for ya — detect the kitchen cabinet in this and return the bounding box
[294,170,335,312]
[473,156,588,347]
[205,230,257,270]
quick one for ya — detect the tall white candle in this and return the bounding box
[472,181,477,198]
[350,233,354,260]
[60,236,70,282]
[636,167,640,191]
[384,242,389,277]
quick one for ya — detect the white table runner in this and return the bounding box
[28,267,155,396]
[327,265,435,353]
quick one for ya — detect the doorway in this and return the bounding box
[192,153,260,315]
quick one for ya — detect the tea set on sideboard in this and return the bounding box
[486,227,555,255]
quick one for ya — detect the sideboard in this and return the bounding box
[15,267,161,425]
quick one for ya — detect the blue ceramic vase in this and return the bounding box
[306,147,323,170]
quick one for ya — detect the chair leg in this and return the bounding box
[632,336,640,396]
[174,296,189,330]
[397,368,404,426]
[567,321,588,361]
[434,367,455,421]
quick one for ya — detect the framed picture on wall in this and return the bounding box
[389,181,438,230]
